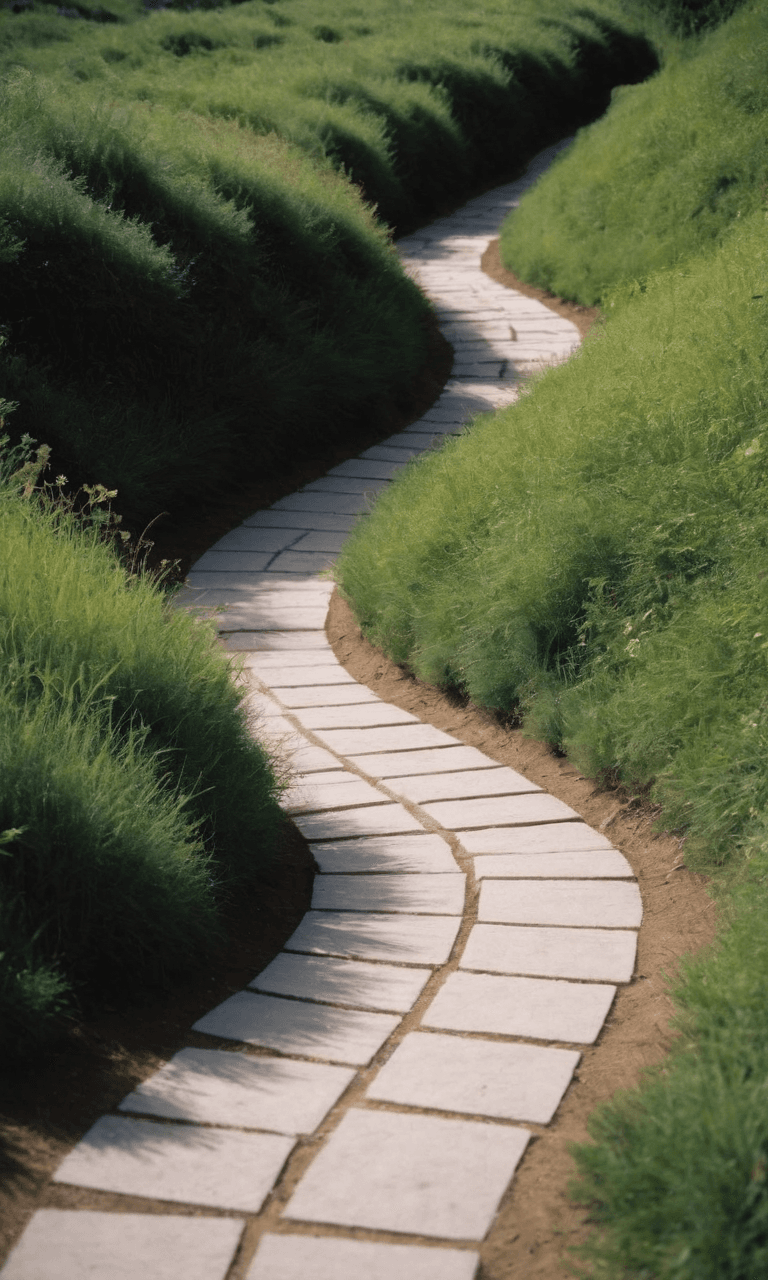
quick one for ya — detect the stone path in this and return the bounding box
[2,142,642,1280]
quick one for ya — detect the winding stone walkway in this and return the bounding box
[2,142,642,1280]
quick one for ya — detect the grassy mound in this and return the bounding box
[0,429,285,1060]
[0,0,658,523]
[499,1,767,304]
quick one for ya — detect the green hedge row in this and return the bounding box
[0,0,657,524]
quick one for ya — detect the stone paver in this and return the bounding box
[252,952,432,1012]
[53,1115,293,1212]
[460,823,614,854]
[367,1031,579,1124]
[246,1234,479,1280]
[422,794,578,829]
[313,724,462,755]
[0,1211,244,1280]
[311,873,465,915]
[193,991,398,1064]
[355,744,497,776]
[285,910,461,964]
[478,878,643,927]
[283,1109,530,1240]
[423,972,616,1044]
[118,1047,354,1134]
[7,143,646,1279]
[293,804,424,840]
[310,833,459,873]
[461,923,638,983]
[387,766,541,804]
[472,850,634,878]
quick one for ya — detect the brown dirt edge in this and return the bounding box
[327,590,717,1279]
[481,239,599,341]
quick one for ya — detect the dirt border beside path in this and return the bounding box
[481,239,599,341]
[327,591,717,1279]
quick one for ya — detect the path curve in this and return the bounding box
[2,142,643,1280]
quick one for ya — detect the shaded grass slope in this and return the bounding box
[0,432,285,1061]
[0,0,658,524]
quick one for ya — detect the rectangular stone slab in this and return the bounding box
[53,1115,293,1212]
[188,551,273,572]
[314,725,461,755]
[293,703,418,730]
[209,525,305,552]
[250,664,355,687]
[283,1108,530,1240]
[1,1211,243,1280]
[354,745,497,777]
[118,1047,354,1134]
[246,1234,479,1280]
[273,684,379,708]
[251,952,431,1013]
[386,767,540,804]
[288,744,344,774]
[478,880,643,928]
[422,794,578,830]
[244,510,360,531]
[423,971,616,1044]
[460,923,638,983]
[291,530,349,552]
[193,991,397,1065]
[310,834,459,873]
[367,1031,579,1124]
[311,873,465,915]
[243,649,339,668]
[271,492,371,514]
[220,631,330,651]
[473,850,634,879]
[269,551,338,573]
[285,910,461,965]
[292,806,423,841]
[460,824,612,854]
[286,777,388,814]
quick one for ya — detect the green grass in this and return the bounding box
[0,429,285,1060]
[335,5,768,1271]
[499,1,768,304]
[0,0,658,523]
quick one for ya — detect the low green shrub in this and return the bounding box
[499,2,768,304]
[0,429,285,1058]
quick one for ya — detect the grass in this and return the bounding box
[334,5,768,1272]
[0,428,285,1061]
[0,0,658,524]
[499,1,767,304]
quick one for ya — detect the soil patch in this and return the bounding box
[481,238,599,340]
[327,590,718,1279]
